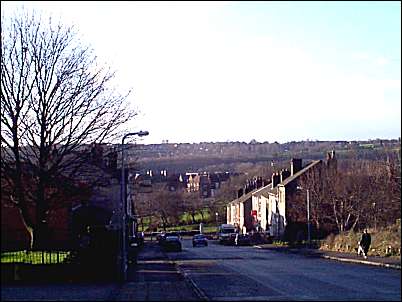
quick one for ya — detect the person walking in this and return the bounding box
[358,229,371,259]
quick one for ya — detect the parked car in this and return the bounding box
[157,232,166,245]
[263,231,274,244]
[133,231,144,246]
[249,232,263,244]
[192,234,208,247]
[161,234,182,252]
[235,233,251,246]
[128,236,140,264]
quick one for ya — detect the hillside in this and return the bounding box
[127,139,400,173]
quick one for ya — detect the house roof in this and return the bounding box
[262,186,278,198]
[251,183,273,197]
[278,160,322,187]
[228,183,269,206]
[228,190,251,206]
[259,160,321,198]
[227,160,322,207]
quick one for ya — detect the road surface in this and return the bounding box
[166,238,401,301]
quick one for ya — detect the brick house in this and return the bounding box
[1,144,121,251]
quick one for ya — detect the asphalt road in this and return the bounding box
[166,238,401,301]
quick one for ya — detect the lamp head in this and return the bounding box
[137,131,149,137]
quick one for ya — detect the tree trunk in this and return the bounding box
[345,213,351,231]
[350,215,360,231]
[333,203,341,233]
[18,207,34,250]
[199,210,205,222]
[148,216,153,231]
[160,212,167,232]
[32,223,45,250]
[33,174,50,250]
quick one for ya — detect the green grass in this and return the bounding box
[138,208,215,232]
[272,240,290,247]
[1,250,71,264]
[180,209,212,224]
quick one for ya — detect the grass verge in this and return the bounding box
[1,250,70,264]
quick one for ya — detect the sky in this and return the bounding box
[1,1,401,144]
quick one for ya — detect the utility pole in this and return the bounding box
[307,188,311,246]
[120,131,149,281]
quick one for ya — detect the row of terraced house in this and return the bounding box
[226,151,338,242]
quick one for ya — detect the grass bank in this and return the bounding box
[319,220,401,258]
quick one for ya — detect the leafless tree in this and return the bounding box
[205,177,241,221]
[301,151,401,235]
[182,191,202,224]
[1,11,136,249]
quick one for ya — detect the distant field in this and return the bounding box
[138,208,215,232]
[162,224,218,233]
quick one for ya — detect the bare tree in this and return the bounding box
[182,191,202,224]
[1,11,136,249]
[300,151,401,235]
[206,177,240,222]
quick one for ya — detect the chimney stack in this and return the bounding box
[326,150,337,174]
[237,188,244,198]
[290,158,302,175]
[280,169,291,182]
[255,177,262,188]
[272,172,280,187]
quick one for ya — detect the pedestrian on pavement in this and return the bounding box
[357,229,371,259]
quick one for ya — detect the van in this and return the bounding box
[218,224,237,245]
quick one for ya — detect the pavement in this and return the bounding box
[1,242,199,301]
[112,241,199,301]
[254,243,401,270]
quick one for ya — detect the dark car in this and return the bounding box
[221,233,237,245]
[192,234,208,247]
[264,231,274,244]
[161,234,182,252]
[128,236,141,264]
[235,233,251,246]
[249,232,263,244]
[157,232,166,245]
[133,231,144,246]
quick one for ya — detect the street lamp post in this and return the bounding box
[121,131,149,281]
[297,186,311,246]
[215,212,219,239]
[306,188,310,245]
